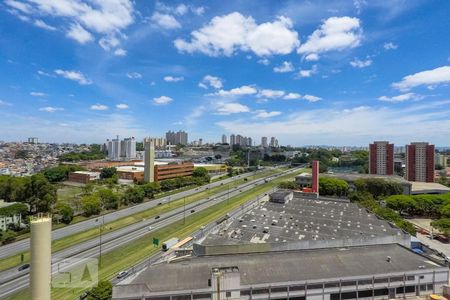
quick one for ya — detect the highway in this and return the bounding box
[0,167,301,299]
[0,168,270,260]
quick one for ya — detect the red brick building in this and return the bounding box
[405,142,435,182]
[369,141,394,175]
[154,163,194,181]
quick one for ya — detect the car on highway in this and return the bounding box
[190,209,195,213]
[18,263,30,271]
[148,226,153,231]
[155,215,160,219]
[117,270,128,279]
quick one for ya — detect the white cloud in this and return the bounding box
[156,3,204,16]
[273,61,294,73]
[126,72,142,79]
[297,65,318,78]
[303,94,322,102]
[283,93,302,100]
[5,0,134,50]
[215,102,250,115]
[55,69,92,85]
[298,16,362,57]
[30,92,47,97]
[174,4,188,15]
[378,93,421,102]
[0,100,12,106]
[66,23,94,44]
[151,12,181,29]
[39,106,63,113]
[392,66,450,91]
[253,110,282,118]
[258,89,285,99]
[258,58,270,65]
[213,85,258,97]
[350,58,372,68]
[199,75,223,89]
[99,35,120,50]
[384,42,398,50]
[116,103,129,109]
[164,76,184,82]
[305,53,319,61]
[174,12,299,57]
[216,101,450,145]
[153,96,173,105]
[34,19,56,31]
[114,48,127,56]
[90,104,109,111]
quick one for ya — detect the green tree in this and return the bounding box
[431,218,450,235]
[81,195,102,217]
[96,189,120,210]
[319,177,349,196]
[385,195,417,215]
[100,167,117,179]
[121,186,145,205]
[354,178,403,199]
[86,280,112,300]
[278,181,297,189]
[193,167,209,178]
[141,182,161,198]
[56,203,74,224]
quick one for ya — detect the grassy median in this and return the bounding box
[6,168,304,300]
[0,168,281,272]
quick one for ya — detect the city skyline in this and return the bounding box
[1,1,450,145]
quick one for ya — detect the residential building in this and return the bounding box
[107,136,121,160]
[27,137,38,144]
[435,153,448,168]
[369,141,394,175]
[121,137,136,160]
[0,200,23,231]
[221,134,227,144]
[145,137,166,149]
[405,142,435,182]
[166,130,188,146]
[247,137,252,147]
[270,137,276,147]
[261,136,268,148]
[229,134,236,146]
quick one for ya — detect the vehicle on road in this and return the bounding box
[162,237,179,251]
[148,226,153,231]
[190,209,195,213]
[155,215,160,219]
[18,263,30,271]
[117,270,128,279]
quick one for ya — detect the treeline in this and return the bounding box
[0,174,57,212]
[59,144,105,162]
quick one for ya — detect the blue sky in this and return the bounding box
[1,0,450,146]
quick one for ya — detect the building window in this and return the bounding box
[374,277,389,284]
[358,290,373,298]
[420,284,427,291]
[405,286,416,293]
[226,291,231,298]
[341,291,357,299]
[271,287,287,293]
[396,286,404,294]
[290,285,305,291]
[427,284,434,291]
[307,284,323,290]
[374,288,389,296]
[341,281,357,287]
[325,282,340,288]
[406,275,415,281]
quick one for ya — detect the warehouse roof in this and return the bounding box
[124,244,445,293]
[201,196,403,246]
[410,181,450,195]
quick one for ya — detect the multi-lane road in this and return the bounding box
[0,168,269,260]
[0,166,301,299]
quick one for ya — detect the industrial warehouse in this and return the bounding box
[112,189,449,300]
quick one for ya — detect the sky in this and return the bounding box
[0,0,450,146]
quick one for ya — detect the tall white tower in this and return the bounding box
[30,214,52,300]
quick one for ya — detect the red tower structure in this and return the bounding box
[312,160,319,194]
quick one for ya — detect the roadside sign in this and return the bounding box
[152,238,159,246]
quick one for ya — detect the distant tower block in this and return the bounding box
[144,139,155,183]
[312,160,319,194]
[30,214,52,300]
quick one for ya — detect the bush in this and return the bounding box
[278,181,297,189]
[121,186,145,205]
[0,230,18,245]
[319,177,348,197]
[56,203,74,224]
[96,189,120,210]
[86,280,112,300]
[81,195,102,217]
[354,178,403,199]
[100,167,117,179]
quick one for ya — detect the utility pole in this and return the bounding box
[183,196,186,224]
[97,215,104,266]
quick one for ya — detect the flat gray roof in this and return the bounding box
[201,196,403,246]
[126,244,445,293]
[410,182,450,194]
[322,173,410,185]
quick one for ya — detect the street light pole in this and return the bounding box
[98,215,104,266]
[183,196,186,224]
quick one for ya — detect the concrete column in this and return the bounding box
[30,215,52,300]
[144,139,155,183]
